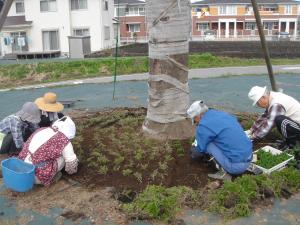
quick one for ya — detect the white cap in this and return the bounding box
[248,86,267,106]
[187,101,206,124]
[52,116,76,139]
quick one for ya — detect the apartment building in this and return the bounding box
[192,0,300,40]
[114,0,146,43]
[0,0,114,57]
[114,0,300,42]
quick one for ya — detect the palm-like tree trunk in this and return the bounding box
[143,0,193,140]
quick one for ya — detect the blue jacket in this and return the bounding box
[195,109,252,163]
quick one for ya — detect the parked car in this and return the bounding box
[204,30,216,41]
[273,32,290,41]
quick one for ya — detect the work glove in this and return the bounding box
[192,139,197,147]
[244,130,253,139]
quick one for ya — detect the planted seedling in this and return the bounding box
[133,172,143,183]
[122,169,133,176]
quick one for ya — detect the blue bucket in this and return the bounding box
[1,158,35,192]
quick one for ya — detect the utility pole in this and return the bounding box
[0,0,14,30]
[251,0,278,91]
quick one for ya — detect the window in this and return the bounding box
[126,6,145,16]
[197,23,209,31]
[263,22,273,30]
[219,5,226,15]
[259,5,278,12]
[71,0,87,10]
[40,0,57,12]
[273,22,279,29]
[285,5,292,14]
[115,7,126,17]
[219,5,237,15]
[127,24,140,32]
[245,22,257,30]
[104,26,110,40]
[103,0,108,11]
[15,0,24,14]
[73,28,90,36]
[42,30,59,51]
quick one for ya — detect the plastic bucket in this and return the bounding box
[1,158,35,192]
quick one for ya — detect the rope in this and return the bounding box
[113,0,120,100]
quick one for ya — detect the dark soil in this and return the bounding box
[66,108,279,193]
[68,108,215,192]
[61,210,87,221]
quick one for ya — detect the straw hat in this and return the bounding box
[16,102,41,124]
[35,92,64,112]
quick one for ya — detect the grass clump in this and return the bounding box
[209,175,257,218]
[123,185,191,221]
[209,167,300,219]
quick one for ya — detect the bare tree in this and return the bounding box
[143,0,193,140]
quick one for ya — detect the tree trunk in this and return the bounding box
[143,0,193,140]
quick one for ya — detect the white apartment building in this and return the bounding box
[0,0,114,57]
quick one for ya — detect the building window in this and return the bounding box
[104,26,110,40]
[125,6,145,16]
[273,22,279,29]
[197,23,209,31]
[219,5,237,15]
[285,5,292,14]
[115,6,126,17]
[103,0,108,11]
[245,22,257,30]
[127,24,140,32]
[40,0,57,12]
[263,22,273,30]
[259,5,278,12]
[73,28,90,36]
[15,0,25,14]
[42,30,59,51]
[71,0,87,10]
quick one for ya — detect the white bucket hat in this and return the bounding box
[248,86,267,106]
[52,116,76,139]
[187,100,206,124]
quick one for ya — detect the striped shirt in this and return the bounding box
[251,104,285,139]
[0,115,27,149]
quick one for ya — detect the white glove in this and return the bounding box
[192,139,198,147]
[244,130,253,139]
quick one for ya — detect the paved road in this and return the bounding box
[1,64,300,91]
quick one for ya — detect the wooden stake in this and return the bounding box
[251,0,277,91]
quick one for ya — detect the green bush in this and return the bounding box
[123,185,190,220]
[209,168,300,219]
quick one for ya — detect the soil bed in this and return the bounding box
[68,107,215,192]
[67,108,277,193]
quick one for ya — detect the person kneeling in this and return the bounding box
[187,101,253,181]
[18,116,78,186]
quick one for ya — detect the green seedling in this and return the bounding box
[172,140,185,156]
[159,161,168,171]
[122,169,133,176]
[134,172,143,183]
[98,165,108,175]
[134,149,143,161]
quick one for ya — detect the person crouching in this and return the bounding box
[187,101,253,181]
[18,116,78,186]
